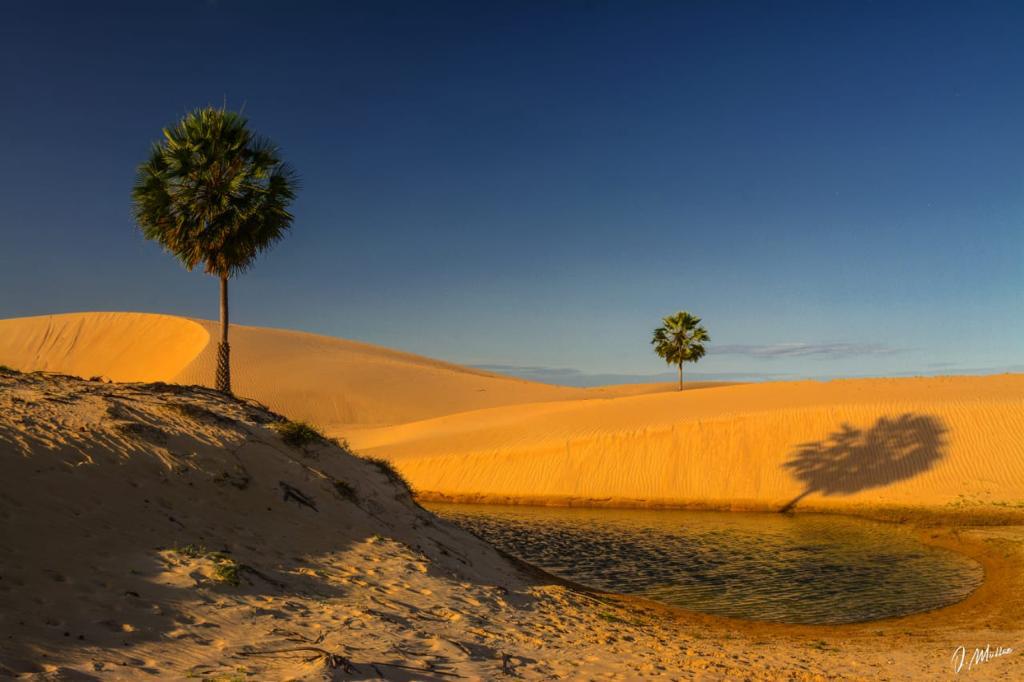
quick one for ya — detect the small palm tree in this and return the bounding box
[651,311,710,391]
[132,107,297,394]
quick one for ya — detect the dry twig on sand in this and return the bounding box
[278,480,318,511]
[239,645,356,672]
[239,646,466,678]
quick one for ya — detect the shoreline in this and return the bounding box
[424,495,1024,648]
[418,490,1024,526]
[604,524,1024,636]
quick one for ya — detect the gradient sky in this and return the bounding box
[1,1,1021,385]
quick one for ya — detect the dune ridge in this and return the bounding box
[0,312,209,382]
[0,312,587,428]
[1,312,703,430]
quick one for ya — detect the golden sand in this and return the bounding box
[1,312,1022,678]
[353,374,1024,512]
[2,312,1021,515]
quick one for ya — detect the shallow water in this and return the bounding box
[428,503,984,624]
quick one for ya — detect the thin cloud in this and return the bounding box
[711,343,904,359]
[471,361,1023,387]
[474,364,586,378]
[471,364,792,386]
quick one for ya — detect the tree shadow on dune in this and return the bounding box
[780,413,947,512]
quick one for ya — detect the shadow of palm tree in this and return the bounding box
[780,413,947,512]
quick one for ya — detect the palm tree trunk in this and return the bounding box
[216,275,231,394]
[678,363,683,391]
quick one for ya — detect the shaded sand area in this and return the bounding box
[1,370,1022,680]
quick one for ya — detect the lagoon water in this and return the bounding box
[428,503,984,624]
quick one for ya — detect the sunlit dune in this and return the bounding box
[351,374,1024,511]
[0,312,705,430]
[1,312,1023,678]
[0,312,209,382]
[1,312,1020,513]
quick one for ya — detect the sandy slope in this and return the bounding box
[349,375,1024,512]
[0,312,703,430]
[0,370,642,679]
[2,370,1021,681]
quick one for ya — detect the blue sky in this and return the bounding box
[1,1,1021,385]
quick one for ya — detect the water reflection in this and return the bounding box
[430,504,982,624]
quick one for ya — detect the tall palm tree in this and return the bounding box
[132,107,297,394]
[651,311,710,391]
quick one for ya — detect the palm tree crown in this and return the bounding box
[132,107,297,277]
[651,311,710,390]
[132,107,297,393]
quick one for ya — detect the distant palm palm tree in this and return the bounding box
[132,107,297,394]
[651,311,710,391]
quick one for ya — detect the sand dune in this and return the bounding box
[2,312,1020,514]
[0,312,710,431]
[350,375,1024,512]
[2,370,1021,679]
[0,369,668,678]
[0,312,209,382]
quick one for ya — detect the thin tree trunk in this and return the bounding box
[678,363,683,391]
[216,275,231,394]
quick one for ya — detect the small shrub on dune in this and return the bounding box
[211,559,241,586]
[363,456,413,494]
[173,543,206,559]
[0,365,16,374]
[171,544,241,586]
[332,478,357,502]
[272,420,327,448]
[328,436,352,451]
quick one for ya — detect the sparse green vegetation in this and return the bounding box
[272,420,327,448]
[328,435,351,451]
[212,560,241,586]
[363,456,413,493]
[171,544,241,586]
[332,478,357,501]
[0,365,15,373]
